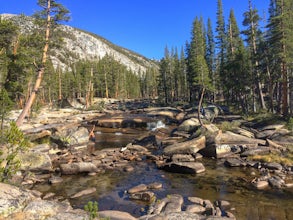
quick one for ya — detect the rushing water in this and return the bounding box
[33,122,293,220]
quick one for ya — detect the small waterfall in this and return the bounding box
[147,120,166,131]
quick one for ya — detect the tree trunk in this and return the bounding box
[16,0,51,126]
[197,87,205,127]
[58,68,62,100]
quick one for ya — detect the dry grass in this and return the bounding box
[216,121,241,132]
[248,151,293,166]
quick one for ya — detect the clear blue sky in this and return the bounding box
[0,0,269,60]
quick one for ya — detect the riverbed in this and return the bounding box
[33,126,293,220]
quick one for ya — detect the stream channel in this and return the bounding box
[33,119,293,220]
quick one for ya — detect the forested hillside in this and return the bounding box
[0,0,292,126]
[157,0,293,116]
[0,11,159,123]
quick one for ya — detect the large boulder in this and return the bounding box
[52,126,89,147]
[163,136,206,156]
[17,151,53,172]
[178,118,201,133]
[0,183,35,217]
[199,144,231,158]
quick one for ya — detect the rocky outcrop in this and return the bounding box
[0,183,88,219]
[1,14,158,74]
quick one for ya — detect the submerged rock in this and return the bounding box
[129,191,155,202]
[70,187,96,198]
[158,161,205,174]
[224,158,246,167]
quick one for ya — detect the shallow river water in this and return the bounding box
[33,126,293,220]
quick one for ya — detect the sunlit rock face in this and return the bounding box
[1,13,158,74]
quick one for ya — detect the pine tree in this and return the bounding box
[215,0,227,101]
[16,0,70,126]
[242,0,266,111]
[266,0,292,115]
[187,16,212,124]
[206,18,216,102]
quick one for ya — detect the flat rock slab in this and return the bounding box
[99,210,137,220]
[70,187,96,198]
[163,136,206,156]
[128,184,148,194]
[159,162,205,174]
[224,158,246,167]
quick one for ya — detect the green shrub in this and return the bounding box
[84,201,98,220]
[0,122,29,182]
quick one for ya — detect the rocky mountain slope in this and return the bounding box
[1,13,158,74]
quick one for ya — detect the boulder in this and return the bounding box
[163,136,206,156]
[23,198,72,216]
[26,130,52,142]
[199,144,231,158]
[240,147,272,157]
[133,135,158,148]
[178,118,201,133]
[70,187,96,198]
[147,182,163,190]
[224,158,246,167]
[188,197,204,206]
[264,162,283,171]
[68,127,90,145]
[268,176,285,188]
[99,210,137,220]
[0,183,36,217]
[17,151,53,172]
[128,184,148,194]
[216,131,266,146]
[185,204,206,213]
[60,162,97,175]
[129,191,155,202]
[253,180,269,189]
[172,154,195,162]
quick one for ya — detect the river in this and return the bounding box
[33,123,293,220]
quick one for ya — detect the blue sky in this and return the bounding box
[0,0,270,60]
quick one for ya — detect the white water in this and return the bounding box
[147,120,166,131]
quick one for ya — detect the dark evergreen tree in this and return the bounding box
[215,0,227,102]
[243,0,266,111]
[206,18,216,102]
[266,0,293,115]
